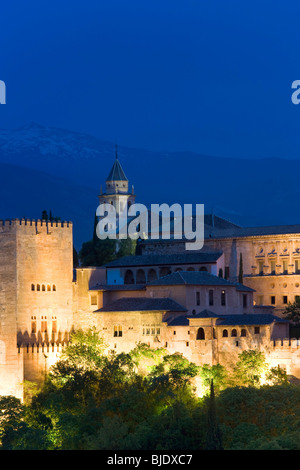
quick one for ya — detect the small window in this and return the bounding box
[37,284,40,291]
[47,285,51,292]
[52,319,57,334]
[173,330,176,335]
[209,289,214,306]
[221,290,226,306]
[254,326,260,334]
[42,285,45,292]
[113,326,122,337]
[271,296,276,305]
[243,294,248,308]
[31,284,35,291]
[196,291,200,306]
[231,329,237,337]
[241,329,247,337]
[283,296,288,304]
[31,320,36,334]
[90,295,97,306]
[236,341,239,347]
[222,329,228,338]
[41,320,47,333]
[186,342,189,347]
[53,285,56,292]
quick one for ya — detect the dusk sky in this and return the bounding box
[1,0,300,159]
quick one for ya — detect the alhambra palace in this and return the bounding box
[2,154,300,401]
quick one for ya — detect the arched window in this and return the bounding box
[231,329,237,337]
[52,285,56,292]
[124,269,134,284]
[31,284,35,291]
[136,269,146,284]
[47,285,51,291]
[222,329,228,337]
[148,269,157,282]
[42,285,46,291]
[196,327,205,340]
[241,329,247,337]
[37,284,40,291]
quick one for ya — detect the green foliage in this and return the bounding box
[205,381,223,450]
[199,363,228,394]
[2,331,300,450]
[79,215,137,267]
[283,297,300,324]
[233,349,267,387]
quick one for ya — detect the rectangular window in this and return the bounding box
[113,326,122,337]
[271,296,276,305]
[209,289,214,306]
[221,290,226,306]
[90,295,97,306]
[31,321,36,334]
[258,261,264,276]
[225,266,230,279]
[52,319,57,333]
[271,260,276,275]
[254,326,260,334]
[283,296,288,304]
[243,294,248,308]
[196,291,200,306]
[283,260,288,275]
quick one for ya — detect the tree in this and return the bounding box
[233,350,267,387]
[199,364,228,394]
[283,297,300,325]
[205,380,223,450]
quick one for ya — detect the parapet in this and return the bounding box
[0,218,73,234]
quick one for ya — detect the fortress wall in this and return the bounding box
[0,222,23,398]
[21,343,64,384]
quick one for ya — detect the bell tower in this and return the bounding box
[99,145,136,215]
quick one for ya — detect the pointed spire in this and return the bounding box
[106,145,128,181]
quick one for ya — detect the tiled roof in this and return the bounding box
[148,270,254,291]
[206,224,300,240]
[167,313,288,327]
[216,314,288,326]
[89,284,146,291]
[105,251,223,268]
[96,297,187,312]
[106,155,128,181]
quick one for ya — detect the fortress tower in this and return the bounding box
[0,219,74,398]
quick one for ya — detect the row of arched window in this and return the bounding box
[31,284,56,292]
[196,327,248,340]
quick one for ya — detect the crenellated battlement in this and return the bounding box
[272,337,300,349]
[0,218,72,234]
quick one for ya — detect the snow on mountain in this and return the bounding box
[0,122,300,249]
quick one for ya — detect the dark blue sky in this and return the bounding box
[1,0,300,158]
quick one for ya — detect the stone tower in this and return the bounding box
[99,145,136,216]
[0,218,74,398]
